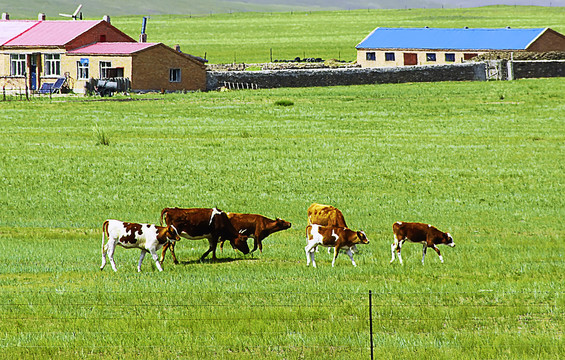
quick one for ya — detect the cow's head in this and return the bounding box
[166,225,181,242]
[275,218,292,230]
[232,233,250,254]
[355,230,370,245]
[444,233,455,247]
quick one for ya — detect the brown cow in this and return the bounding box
[305,224,369,267]
[159,207,249,263]
[391,221,455,265]
[223,213,291,253]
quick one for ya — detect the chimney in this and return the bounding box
[38,13,46,21]
[103,15,111,24]
[2,13,9,20]
[139,33,147,43]
[175,44,181,52]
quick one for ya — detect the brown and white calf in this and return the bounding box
[223,213,291,253]
[305,224,369,267]
[307,203,360,254]
[390,221,455,265]
[159,207,250,263]
[101,220,179,272]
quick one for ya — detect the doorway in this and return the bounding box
[403,53,418,66]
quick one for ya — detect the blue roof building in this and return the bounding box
[355,27,565,68]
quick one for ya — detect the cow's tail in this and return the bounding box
[160,208,169,226]
[101,220,109,254]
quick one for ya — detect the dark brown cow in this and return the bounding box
[305,224,369,267]
[159,207,249,263]
[391,221,455,265]
[223,213,291,253]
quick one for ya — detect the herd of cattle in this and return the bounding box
[100,203,456,272]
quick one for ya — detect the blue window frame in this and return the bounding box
[366,52,376,61]
[385,52,395,61]
[445,53,456,62]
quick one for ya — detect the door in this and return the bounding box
[29,54,37,90]
[403,53,417,66]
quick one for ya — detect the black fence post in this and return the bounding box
[369,290,374,360]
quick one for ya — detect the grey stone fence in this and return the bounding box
[207,63,487,91]
[206,60,564,91]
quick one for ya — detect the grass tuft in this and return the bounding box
[275,99,294,106]
[93,124,110,146]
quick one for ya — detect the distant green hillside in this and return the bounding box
[104,6,565,64]
[0,0,504,18]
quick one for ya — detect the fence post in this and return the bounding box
[369,290,373,360]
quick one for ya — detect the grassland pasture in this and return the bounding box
[1,77,563,358]
[109,6,565,64]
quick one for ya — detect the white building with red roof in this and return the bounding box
[0,14,206,93]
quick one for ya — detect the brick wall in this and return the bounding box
[133,44,207,92]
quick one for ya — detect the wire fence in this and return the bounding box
[1,289,563,357]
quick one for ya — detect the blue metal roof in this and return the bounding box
[356,27,547,51]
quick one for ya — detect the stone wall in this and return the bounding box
[512,60,565,79]
[206,61,565,91]
[207,63,487,91]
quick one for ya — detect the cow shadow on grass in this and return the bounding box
[177,256,259,265]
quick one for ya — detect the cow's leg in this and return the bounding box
[160,241,178,264]
[331,246,340,267]
[169,241,179,264]
[138,250,147,272]
[305,241,318,267]
[397,240,404,265]
[149,249,164,272]
[201,238,218,262]
[390,237,397,263]
[107,242,118,272]
[421,244,427,265]
[250,236,260,253]
[346,248,357,267]
[310,248,317,268]
[431,244,443,263]
[101,241,108,270]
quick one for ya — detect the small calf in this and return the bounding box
[305,224,369,268]
[390,221,455,265]
[101,219,179,272]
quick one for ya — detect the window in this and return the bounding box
[10,54,26,76]
[385,52,395,61]
[445,53,456,62]
[100,61,112,79]
[44,54,61,76]
[426,53,437,62]
[77,59,89,80]
[366,52,376,61]
[169,68,181,83]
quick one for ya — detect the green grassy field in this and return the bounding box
[0,77,564,358]
[107,6,565,64]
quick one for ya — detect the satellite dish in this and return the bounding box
[59,4,83,20]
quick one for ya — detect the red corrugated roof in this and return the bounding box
[67,42,158,55]
[0,20,39,45]
[5,20,104,46]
